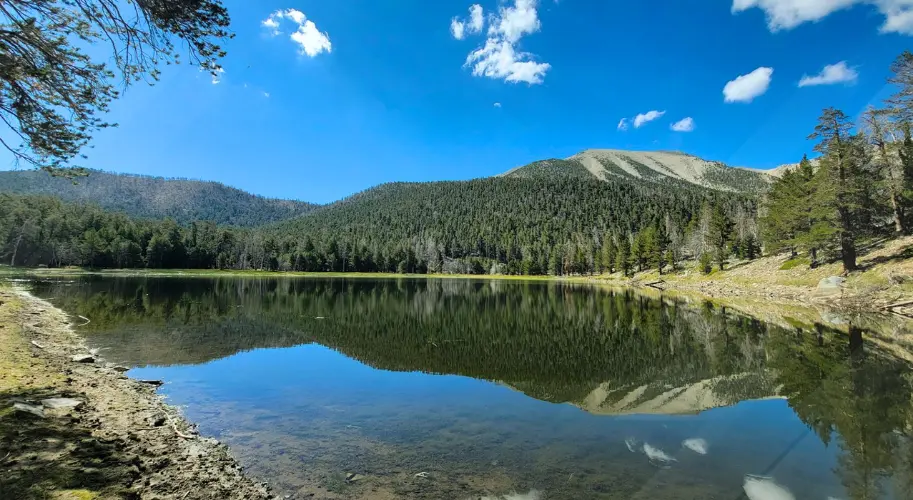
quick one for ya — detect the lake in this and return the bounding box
[27,277,913,499]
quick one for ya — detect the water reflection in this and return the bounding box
[29,277,913,499]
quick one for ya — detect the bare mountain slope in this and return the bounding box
[503,149,776,193]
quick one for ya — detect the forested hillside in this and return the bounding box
[0,173,753,274]
[0,169,317,227]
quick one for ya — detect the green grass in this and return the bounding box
[779,257,810,271]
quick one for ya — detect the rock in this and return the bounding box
[41,398,84,410]
[152,414,168,427]
[71,354,95,363]
[137,379,164,387]
[345,473,364,483]
[819,310,848,326]
[111,365,130,373]
[815,276,845,298]
[13,403,45,417]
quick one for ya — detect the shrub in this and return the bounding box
[699,253,713,274]
[779,257,810,271]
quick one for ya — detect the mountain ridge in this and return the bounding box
[0,169,318,227]
[502,149,776,193]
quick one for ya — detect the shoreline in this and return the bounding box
[0,287,275,500]
[4,262,910,317]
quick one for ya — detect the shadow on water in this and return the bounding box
[28,277,913,500]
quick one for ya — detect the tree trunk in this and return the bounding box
[840,221,857,273]
[890,190,907,234]
[10,233,23,267]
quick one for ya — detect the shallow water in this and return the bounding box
[28,277,913,499]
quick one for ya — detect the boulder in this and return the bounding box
[71,354,95,363]
[41,398,84,410]
[13,403,45,418]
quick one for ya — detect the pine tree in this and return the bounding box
[708,204,733,271]
[862,106,908,235]
[809,108,860,272]
[615,237,631,277]
[600,237,616,274]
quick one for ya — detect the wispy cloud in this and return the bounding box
[732,0,913,35]
[493,102,502,108]
[451,4,485,40]
[670,117,695,132]
[617,118,629,131]
[724,67,773,103]
[634,110,666,128]
[451,18,466,40]
[469,4,485,33]
[262,9,332,57]
[798,61,858,87]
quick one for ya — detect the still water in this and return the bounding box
[28,277,913,499]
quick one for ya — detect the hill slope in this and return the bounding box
[503,149,773,193]
[273,174,753,273]
[0,169,317,226]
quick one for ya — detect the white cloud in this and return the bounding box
[617,118,629,131]
[798,61,859,86]
[490,0,541,43]
[466,38,550,84]
[451,5,485,40]
[732,0,913,35]
[462,0,550,84]
[263,92,271,98]
[262,17,281,35]
[723,67,773,103]
[262,9,332,57]
[469,4,485,33]
[451,18,466,40]
[634,110,666,128]
[670,117,695,132]
[494,102,502,107]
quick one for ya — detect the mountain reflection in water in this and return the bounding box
[29,277,913,500]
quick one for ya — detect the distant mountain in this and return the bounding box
[502,149,774,194]
[0,169,317,226]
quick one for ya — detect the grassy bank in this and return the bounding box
[639,236,913,312]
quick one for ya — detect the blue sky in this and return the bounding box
[5,0,913,203]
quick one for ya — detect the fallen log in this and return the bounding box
[644,280,666,290]
[881,299,913,311]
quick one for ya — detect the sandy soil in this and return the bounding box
[0,288,275,500]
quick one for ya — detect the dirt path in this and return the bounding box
[0,287,275,500]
